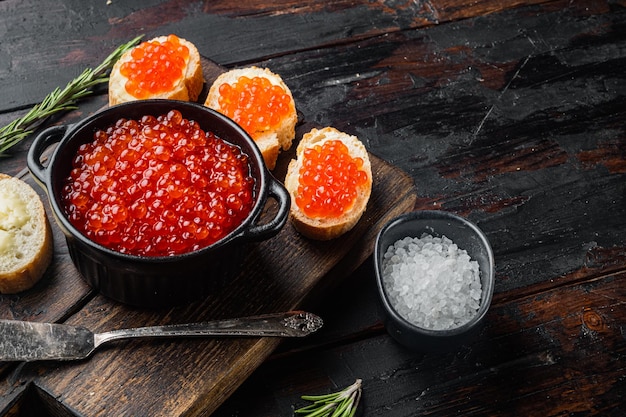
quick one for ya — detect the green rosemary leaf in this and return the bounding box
[330,399,350,417]
[294,379,362,417]
[0,35,143,156]
[301,403,335,417]
[301,393,342,402]
[294,404,320,413]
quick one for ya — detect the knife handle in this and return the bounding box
[94,311,323,348]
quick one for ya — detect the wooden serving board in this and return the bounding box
[0,58,417,417]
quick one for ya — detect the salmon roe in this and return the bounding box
[62,110,256,257]
[217,76,292,138]
[295,140,369,218]
[120,34,189,99]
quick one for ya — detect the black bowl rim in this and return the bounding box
[374,210,495,338]
[42,99,273,263]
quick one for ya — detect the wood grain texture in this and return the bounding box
[211,1,626,416]
[244,0,626,298]
[10,157,414,417]
[0,0,580,113]
[216,270,626,416]
[0,0,625,415]
[0,57,417,416]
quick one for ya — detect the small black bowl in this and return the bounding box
[28,100,290,308]
[374,210,495,352]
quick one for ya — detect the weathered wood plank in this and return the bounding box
[0,152,415,417]
[0,0,608,113]
[207,2,626,415]
[265,1,626,296]
[0,53,417,415]
[0,0,624,416]
[214,270,626,417]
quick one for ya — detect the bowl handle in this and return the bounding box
[27,125,69,184]
[242,176,291,241]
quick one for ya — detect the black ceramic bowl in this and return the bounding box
[28,100,290,308]
[374,210,495,352]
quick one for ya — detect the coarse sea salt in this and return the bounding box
[381,233,482,331]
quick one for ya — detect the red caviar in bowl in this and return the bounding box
[295,140,369,218]
[217,76,292,138]
[62,110,255,257]
[120,34,189,99]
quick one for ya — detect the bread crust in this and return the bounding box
[0,174,53,294]
[285,127,372,240]
[108,36,204,106]
[204,66,297,170]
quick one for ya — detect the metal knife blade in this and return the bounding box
[0,319,94,362]
[0,311,323,362]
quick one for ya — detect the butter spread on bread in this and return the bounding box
[204,66,297,170]
[285,127,372,240]
[0,174,53,293]
[108,35,204,106]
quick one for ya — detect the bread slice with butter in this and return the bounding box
[108,35,204,106]
[0,174,53,293]
[204,66,297,170]
[285,127,372,240]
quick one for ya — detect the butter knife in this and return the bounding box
[0,311,323,362]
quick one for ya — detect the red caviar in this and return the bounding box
[217,76,292,138]
[62,110,255,257]
[120,34,189,99]
[295,140,369,218]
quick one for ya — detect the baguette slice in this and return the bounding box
[285,127,372,240]
[109,35,204,106]
[0,174,53,293]
[204,66,297,170]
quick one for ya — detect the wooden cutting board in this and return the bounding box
[0,58,417,417]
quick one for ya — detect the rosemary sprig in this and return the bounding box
[0,35,143,156]
[295,379,362,417]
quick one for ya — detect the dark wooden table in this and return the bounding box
[1,1,625,416]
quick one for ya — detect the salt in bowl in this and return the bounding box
[374,210,495,351]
